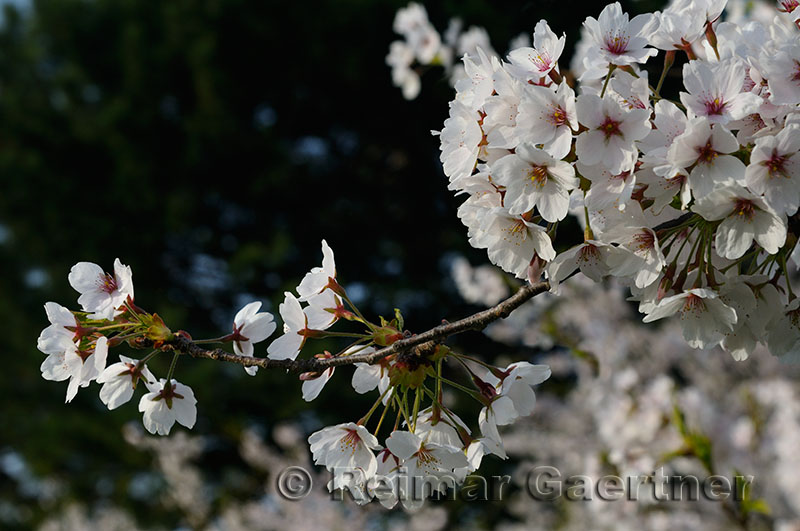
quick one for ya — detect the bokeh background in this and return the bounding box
[4,1,800,530]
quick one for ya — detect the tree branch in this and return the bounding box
[162,281,550,373]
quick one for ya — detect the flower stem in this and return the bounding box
[655,50,675,97]
[411,388,421,432]
[93,323,138,332]
[396,393,413,432]
[165,351,180,382]
[360,386,391,425]
[780,252,795,300]
[600,64,617,98]
[138,350,160,367]
[438,375,484,403]
[373,389,394,435]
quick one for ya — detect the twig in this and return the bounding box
[160,281,550,373]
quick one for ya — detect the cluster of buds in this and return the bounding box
[405,0,800,361]
[38,243,551,508]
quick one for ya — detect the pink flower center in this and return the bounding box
[528,165,549,186]
[733,199,756,220]
[578,244,600,264]
[703,97,726,116]
[611,169,632,182]
[339,429,362,453]
[696,140,718,164]
[604,32,630,55]
[779,0,799,13]
[632,230,655,252]
[504,219,528,239]
[764,150,790,178]
[667,173,686,186]
[792,61,800,84]
[598,116,623,139]
[548,105,569,127]
[682,293,706,313]
[415,444,440,467]
[529,50,553,72]
[97,273,118,294]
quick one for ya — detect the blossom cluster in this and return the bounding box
[38,244,551,508]
[387,2,532,99]
[307,359,550,510]
[460,271,800,529]
[36,257,280,435]
[411,0,800,361]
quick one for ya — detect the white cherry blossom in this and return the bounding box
[68,259,134,320]
[296,240,336,301]
[301,366,334,402]
[472,207,556,280]
[642,288,737,349]
[308,423,381,483]
[650,7,706,51]
[679,59,761,125]
[546,240,615,293]
[575,93,650,174]
[745,125,800,215]
[266,292,308,361]
[231,301,276,376]
[491,144,577,222]
[385,430,469,510]
[694,185,787,259]
[514,81,577,159]
[667,117,744,199]
[37,302,77,357]
[96,355,156,410]
[762,42,800,106]
[507,20,565,80]
[437,101,483,183]
[581,2,658,71]
[138,378,197,436]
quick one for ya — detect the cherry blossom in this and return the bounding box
[231,301,276,376]
[308,423,381,482]
[385,430,469,510]
[514,81,577,159]
[546,241,615,293]
[138,378,197,436]
[491,144,578,222]
[667,117,744,198]
[68,259,134,320]
[575,93,650,174]
[643,288,737,349]
[296,240,336,301]
[745,125,800,215]
[679,59,761,125]
[693,185,787,259]
[96,355,156,410]
[506,20,565,80]
[472,207,556,280]
[266,292,308,361]
[437,101,483,183]
[581,2,658,71]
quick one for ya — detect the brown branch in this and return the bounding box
[162,281,550,373]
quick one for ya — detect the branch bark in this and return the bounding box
[162,281,550,373]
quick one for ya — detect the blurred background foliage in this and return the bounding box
[0,0,664,528]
